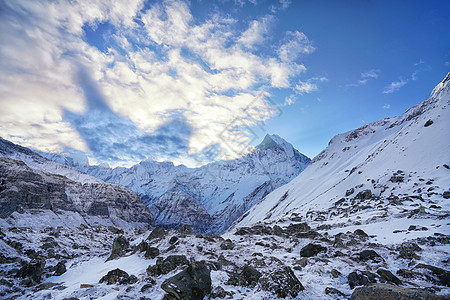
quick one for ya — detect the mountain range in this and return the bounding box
[40,134,310,233]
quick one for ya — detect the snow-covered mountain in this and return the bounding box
[0,138,154,229]
[233,72,450,234]
[1,75,449,300]
[43,134,310,233]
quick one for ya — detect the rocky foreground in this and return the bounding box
[0,210,448,299]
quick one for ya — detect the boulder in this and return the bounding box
[99,268,137,285]
[377,269,401,285]
[286,223,311,233]
[240,265,262,287]
[107,236,129,261]
[147,255,189,276]
[16,259,45,284]
[54,261,67,276]
[354,229,369,238]
[300,243,327,257]
[398,242,421,260]
[169,236,179,245]
[161,260,211,300]
[355,190,372,200]
[325,287,346,297]
[259,265,304,298]
[359,250,383,262]
[147,227,166,241]
[144,247,160,259]
[350,283,443,299]
[220,239,234,250]
[210,286,231,298]
[273,225,284,236]
[176,224,193,235]
[348,271,378,289]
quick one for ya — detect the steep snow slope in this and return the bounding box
[42,134,310,233]
[234,72,450,231]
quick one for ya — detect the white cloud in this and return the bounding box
[238,15,274,49]
[284,95,296,106]
[361,69,379,79]
[295,76,327,95]
[0,0,316,166]
[383,78,407,94]
[279,0,292,9]
[346,69,379,88]
[383,104,391,109]
[278,31,315,62]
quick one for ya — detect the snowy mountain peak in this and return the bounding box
[257,134,288,150]
[255,134,298,159]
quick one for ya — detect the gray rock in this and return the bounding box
[325,287,346,297]
[176,224,193,235]
[414,264,450,287]
[259,265,304,298]
[358,250,383,262]
[54,261,67,276]
[348,270,378,289]
[144,247,160,259]
[240,265,262,287]
[210,286,231,298]
[424,119,434,127]
[161,260,211,300]
[220,239,235,250]
[147,255,189,276]
[99,268,137,285]
[377,269,402,285]
[300,243,327,257]
[147,227,167,241]
[107,236,129,261]
[286,222,311,233]
[355,189,372,200]
[16,259,45,284]
[398,242,422,260]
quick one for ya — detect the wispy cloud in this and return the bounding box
[295,76,327,95]
[278,31,315,62]
[346,69,380,88]
[0,0,315,167]
[382,104,391,109]
[383,78,408,94]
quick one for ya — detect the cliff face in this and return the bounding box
[0,150,154,229]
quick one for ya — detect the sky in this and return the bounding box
[0,0,449,168]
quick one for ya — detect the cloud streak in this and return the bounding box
[383,78,407,94]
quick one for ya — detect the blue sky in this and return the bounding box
[0,0,449,167]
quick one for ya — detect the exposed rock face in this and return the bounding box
[350,283,444,300]
[161,261,212,300]
[0,155,154,227]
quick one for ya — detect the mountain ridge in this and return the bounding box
[39,134,311,233]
